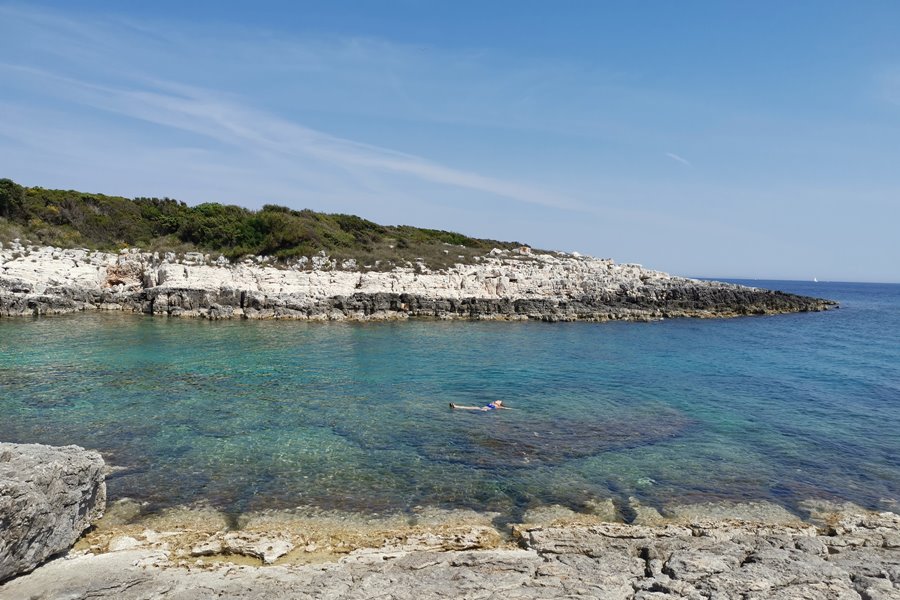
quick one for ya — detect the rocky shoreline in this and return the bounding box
[6,507,900,600]
[0,241,836,321]
[2,443,898,599]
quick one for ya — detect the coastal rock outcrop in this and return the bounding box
[0,243,837,321]
[0,443,106,582]
[1,507,897,599]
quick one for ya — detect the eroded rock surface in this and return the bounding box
[2,509,898,599]
[0,443,106,582]
[0,244,836,320]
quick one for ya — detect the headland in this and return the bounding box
[0,241,835,321]
[0,179,836,321]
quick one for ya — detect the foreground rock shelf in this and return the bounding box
[0,442,897,598]
[2,505,898,600]
[0,242,836,321]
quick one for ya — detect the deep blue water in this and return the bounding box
[1,280,898,519]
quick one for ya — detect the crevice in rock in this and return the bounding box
[639,546,653,577]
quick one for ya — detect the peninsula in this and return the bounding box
[0,180,835,320]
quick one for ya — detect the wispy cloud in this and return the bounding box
[0,4,599,216]
[3,3,897,282]
[0,63,585,212]
[0,4,673,147]
[665,152,692,167]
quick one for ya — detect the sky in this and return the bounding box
[1,2,898,282]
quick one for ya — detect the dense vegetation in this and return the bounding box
[0,179,524,270]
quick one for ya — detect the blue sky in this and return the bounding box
[1,2,898,282]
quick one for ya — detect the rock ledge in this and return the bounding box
[0,244,836,321]
[2,509,897,599]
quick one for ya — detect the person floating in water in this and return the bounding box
[449,400,511,411]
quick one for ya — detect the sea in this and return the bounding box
[1,280,898,521]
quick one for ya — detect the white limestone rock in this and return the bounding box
[0,245,835,320]
[222,533,294,564]
[0,443,106,581]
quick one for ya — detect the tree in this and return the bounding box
[0,179,25,220]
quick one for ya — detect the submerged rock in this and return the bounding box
[664,500,802,524]
[417,408,693,468]
[0,442,106,582]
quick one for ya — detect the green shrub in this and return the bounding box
[0,178,525,269]
[0,179,25,220]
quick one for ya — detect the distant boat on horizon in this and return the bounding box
[813,277,818,282]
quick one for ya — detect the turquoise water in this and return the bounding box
[1,280,898,519]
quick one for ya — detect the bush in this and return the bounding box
[0,178,524,269]
[0,179,25,220]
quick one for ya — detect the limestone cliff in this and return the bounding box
[0,241,836,321]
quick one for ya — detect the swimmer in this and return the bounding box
[449,400,511,411]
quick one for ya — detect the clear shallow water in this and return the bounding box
[1,280,898,519]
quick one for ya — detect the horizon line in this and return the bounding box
[695,276,900,286]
